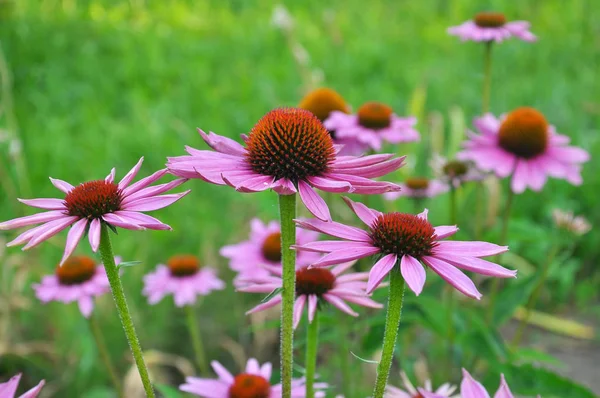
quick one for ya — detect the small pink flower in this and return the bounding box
[220,218,321,287]
[325,102,419,152]
[0,157,190,265]
[384,177,449,200]
[294,197,516,299]
[460,369,541,398]
[239,261,382,329]
[458,108,589,193]
[180,358,327,397]
[167,108,405,221]
[32,255,113,318]
[143,255,225,307]
[0,373,45,398]
[386,371,458,398]
[448,12,536,43]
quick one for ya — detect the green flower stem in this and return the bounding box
[185,305,208,374]
[511,244,560,347]
[99,224,155,398]
[482,41,493,114]
[338,315,353,396]
[305,312,319,398]
[372,270,406,398]
[89,314,123,398]
[279,193,297,398]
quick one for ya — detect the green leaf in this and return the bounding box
[493,274,537,326]
[155,384,183,398]
[117,260,142,270]
[261,287,282,303]
[510,347,563,367]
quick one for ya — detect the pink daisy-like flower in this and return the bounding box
[294,197,516,298]
[220,218,321,287]
[166,108,405,221]
[386,371,459,398]
[324,102,420,152]
[32,255,114,318]
[0,157,190,265]
[0,374,45,398]
[180,358,326,397]
[239,261,383,328]
[448,12,536,43]
[142,255,225,307]
[460,369,540,398]
[430,155,485,188]
[458,108,590,194]
[384,177,449,200]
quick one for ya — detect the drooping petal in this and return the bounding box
[59,218,89,265]
[422,256,482,300]
[367,253,397,294]
[298,180,331,221]
[118,157,145,189]
[0,210,68,230]
[246,295,282,315]
[122,191,190,212]
[101,213,145,230]
[460,369,491,398]
[271,178,297,195]
[17,198,66,210]
[323,293,358,316]
[306,176,353,193]
[342,196,381,227]
[292,240,375,253]
[434,241,508,258]
[49,177,74,193]
[307,294,318,322]
[78,296,94,318]
[293,295,307,329]
[22,216,79,250]
[88,218,101,252]
[198,129,246,156]
[112,211,172,230]
[400,255,426,296]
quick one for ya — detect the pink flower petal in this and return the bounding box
[122,169,169,196]
[105,168,116,183]
[400,255,426,296]
[102,213,145,230]
[436,254,516,278]
[22,216,79,250]
[510,160,528,194]
[78,296,94,318]
[367,253,397,294]
[122,178,188,204]
[434,225,458,239]
[298,180,331,221]
[0,374,20,397]
[493,374,514,398]
[118,157,144,189]
[122,190,190,212]
[246,295,282,315]
[323,293,358,316]
[211,361,235,384]
[113,211,171,230]
[342,196,381,227]
[293,295,307,329]
[88,218,101,252]
[312,246,381,268]
[17,198,66,210]
[59,218,89,265]
[306,176,353,193]
[20,379,46,398]
[461,369,491,398]
[271,178,297,195]
[198,129,246,156]
[224,174,274,193]
[49,177,74,193]
[422,256,482,300]
[294,218,371,242]
[434,241,508,258]
[293,240,375,253]
[0,210,68,230]
[307,294,318,322]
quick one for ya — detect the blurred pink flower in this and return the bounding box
[386,371,458,398]
[0,373,45,398]
[294,197,515,299]
[143,255,225,307]
[239,261,382,329]
[167,108,405,221]
[460,369,540,398]
[448,12,536,43]
[430,155,485,188]
[458,109,589,193]
[324,102,419,152]
[180,358,327,397]
[220,218,321,287]
[32,255,113,318]
[384,177,449,200]
[0,157,189,265]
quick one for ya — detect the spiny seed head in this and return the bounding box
[369,213,437,258]
[442,160,469,178]
[498,107,548,159]
[298,87,350,122]
[261,232,281,263]
[64,180,122,219]
[405,177,430,190]
[474,12,507,27]
[167,255,200,277]
[228,374,271,398]
[295,267,336,296]
[56,256,97,285]
[245,108,336,183]
[357,102,393,130]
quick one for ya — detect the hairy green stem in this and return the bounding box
[305,312,319,398]
[185,305,208,374]
[482,41,493,114]
[89,314,123,397]
[99,224,155,398]
[372,270,406,398]
[279,193,297,398]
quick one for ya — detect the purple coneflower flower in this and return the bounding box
[384,177,449,200]
[430,155,485,188]
[180,358,326,397]
[167,108,404,221]
[448,12,536,43]
[32,255,114,318]
[324,102,419,152]
[143,255,225,307]
[0,158,189,264]
[239,261,382,328]
[458,108,589,193]
[294,197,515,299]
[0,374,45,398]
[386,371,458,398]
[220,218,321,287]
[460,369,539,398]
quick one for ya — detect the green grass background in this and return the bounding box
[0,0,599,396]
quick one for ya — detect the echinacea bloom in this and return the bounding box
[143,255,225,307]
[167,108,404,221]
[239,261,383,328]
[325,102,420,152]
[0,158,190,265]
[460,369,539,398]
[33,255,113,318]
[180,358,326,397]
[384,177,449,200]
[386,371,458,398]
[298,87,368,156]
[294,197,516,298]
[458,108,590,193]
[220,218,321,287]
[552,209,591,236]
[448,12,536,43]
[0,374,45,398]
[430,155,485,188]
